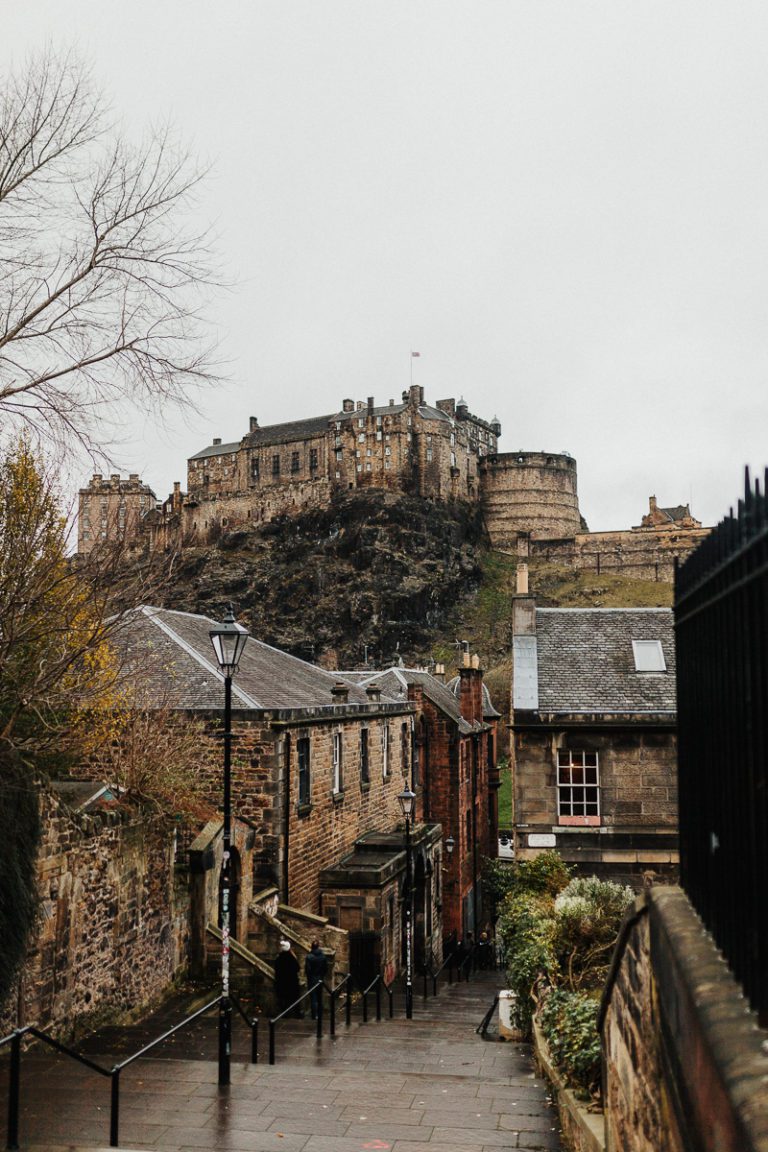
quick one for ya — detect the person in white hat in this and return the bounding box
[274,938,301,1015]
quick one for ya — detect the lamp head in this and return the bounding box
[209,604,250,677]
[397,787,416,820]
[445,834,455,856]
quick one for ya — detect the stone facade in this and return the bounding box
[177,386,500,546]
[77,472,157,555]
[600,887,768,1152]
[0,784,189,1037]
[510,599,679,886]
[76,390,708,583]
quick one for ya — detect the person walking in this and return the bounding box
[304,939,328,1019]
[274,939,301,1016]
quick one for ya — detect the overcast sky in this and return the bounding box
[5,2,768,530]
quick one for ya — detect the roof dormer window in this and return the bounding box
[632,640,666,672]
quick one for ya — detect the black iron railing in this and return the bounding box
[268,981,323,1065]
[359,973,394,1022]
[1,994,259,1149]
[675,466,768,1018]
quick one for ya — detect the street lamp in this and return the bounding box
[209,605,249,1087]
[397,786,416,1020]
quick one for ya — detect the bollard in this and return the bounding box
[109,1069,120,1148]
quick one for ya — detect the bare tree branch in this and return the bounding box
[0,50,219,455]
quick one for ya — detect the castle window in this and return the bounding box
[272,455,280,476]
[355,450,361,458]
[203,473,210,485]
[291,451,300,473]
[366,449,372,457]
[335,470,341,479]
[366,462,371,471]
[335,421,341,430]
[358,433,365,443]
[376,415,382,425]
[385,447,391,456]
[358,418,365,429]
[385,434,390,441]
[376,431,382,441]
[251,457,260,482]
[335,436,342,447]
[384,461,390,469]
[357,464,362,473]
[557,750,600,825]
[450,433,455,446]
[426,450,433,462]
[335,449,342,460]
[451,452,457,467]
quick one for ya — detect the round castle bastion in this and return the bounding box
[480,451,582,548]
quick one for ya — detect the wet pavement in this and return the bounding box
[1,971,562,1151]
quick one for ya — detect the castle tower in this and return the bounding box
[479,451,582,549]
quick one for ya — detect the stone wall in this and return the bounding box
[526,526,710,583]
[600,887,768,1152]
[480,452,583,545]
[0,786,187,1038]
[512,724,679,886]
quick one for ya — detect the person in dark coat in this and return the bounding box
[274,939,301,1015]
[304,939,328,1019]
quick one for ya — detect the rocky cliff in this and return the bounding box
[160,490,487,669]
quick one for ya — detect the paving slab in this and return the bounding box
[1,971,562,1151]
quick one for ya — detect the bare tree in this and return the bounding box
[0,51,217,453]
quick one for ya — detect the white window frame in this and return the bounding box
[382,722,390,778]
[332,731,343,794]
[557,750,600,825]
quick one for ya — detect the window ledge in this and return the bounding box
[331,790,345,805]
[296,802,312,818]
[360,781,371,794]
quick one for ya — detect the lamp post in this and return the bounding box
[209,605,249,1087]
[397,786,416,1020]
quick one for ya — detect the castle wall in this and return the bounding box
[480,452,582,545]
[526,527,711,583]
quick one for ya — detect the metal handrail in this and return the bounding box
[1,994,233,1149]
[322,974,352,1036]
[359,973,394,1022]
[476,993,500,1038]
[229,993,259,1064]
[268,981,322,1065]
[421,948,458,997]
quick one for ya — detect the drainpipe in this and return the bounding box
[282,734,290,903]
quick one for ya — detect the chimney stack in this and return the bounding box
[331,682,349,704]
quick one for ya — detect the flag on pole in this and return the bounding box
[411,351,420,358]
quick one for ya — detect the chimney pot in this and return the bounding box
[250,416,259,431]
[331,682,350,704]
[516,563,529,595]
[213,438,221,446]
[471,654,480,670]
[365,684,381,702]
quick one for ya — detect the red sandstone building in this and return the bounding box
[341,658,501,946]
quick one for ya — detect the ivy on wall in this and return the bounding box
[0,748,41,1007]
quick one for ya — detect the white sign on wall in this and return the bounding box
[528,833,557,848]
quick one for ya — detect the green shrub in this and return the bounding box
[552,877,634,991]
[539,988,602,1099]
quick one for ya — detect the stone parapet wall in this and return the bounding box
[600,887,768,1152]
[526,526,710,583]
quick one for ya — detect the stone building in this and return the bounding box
[77,472,157,555]
[180,386,501,541]
[76,387,709,582]
[509,586,678,886]
[112,606,448,988]
[340,660,501,948]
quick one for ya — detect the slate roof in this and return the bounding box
[659,504,690,522]
[242,413,335,448]
[188,441,240,461]
[534,608,676,715]
[338,666,492,734]
[114,607,407,714]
